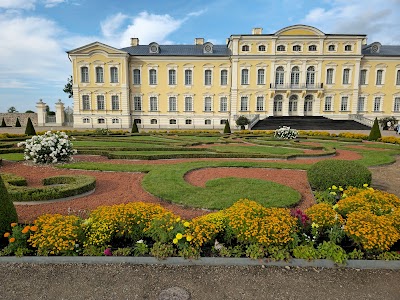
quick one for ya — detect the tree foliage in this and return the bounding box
[63,75,73,98]
[15,118,21,127]
[25,117,36,136]
[131,121,139,133]
[1,118,6,127]
[368,118,382,141]
[0,176,18,240]
[7,106,18,113]
[223,120,231,134]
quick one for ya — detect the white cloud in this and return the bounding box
[187,9,207,17]
[118,11,185,46]
[301,0,400,44]
[0,0,36,10]
[43,0,66,8]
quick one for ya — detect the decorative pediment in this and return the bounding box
[275,25,325,37]
[67,42,127,55]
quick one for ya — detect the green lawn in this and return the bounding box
[210,145,304,155]
[0,153,24,161]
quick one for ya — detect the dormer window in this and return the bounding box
[344,45,352,51]
[277,45,286,52]
[149,42,159,53]
[242,45,250,52]
[293,45,301,52]
[309,45,317,51]
[203,42,213,54]
[370,42,381,53]
[328,45,336,51]
[258,45,266,51]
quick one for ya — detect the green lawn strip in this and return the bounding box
[210,145,304,155]
[358,143,400,150]
[60,161,308,210]
[73,141,169,148]
[0,153,24,161]
[162,135,224,144]
[344,148,399,167]
[249,139,326,150]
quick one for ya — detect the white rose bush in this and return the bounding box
[18,131,77,164]
[274,126,298,139]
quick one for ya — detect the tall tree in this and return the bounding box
[7,106,18,113]
[63,75,73,98]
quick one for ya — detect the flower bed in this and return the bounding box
[2,188,399,263]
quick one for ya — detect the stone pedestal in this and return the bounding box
[36,99,47,126]
[55,99,65,126]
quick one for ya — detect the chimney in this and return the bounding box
[252,28,263,35]
[130,38,139,46]
[195,38,204,45]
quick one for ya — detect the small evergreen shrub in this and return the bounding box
[235,116,249,130]
[368,118,381,141]
[131,121,139,133]
[307,160,371,191]
[0,177,18,241]
[223,120,231,134]
[15,118,21,127]
[1,118,6,127]
[24,117,36,136]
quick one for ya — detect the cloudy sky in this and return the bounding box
[0,0,399,112]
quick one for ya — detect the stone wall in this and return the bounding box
[0,113,38,127]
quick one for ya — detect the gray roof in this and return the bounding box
[120,45,230,56]
[362,44,400,56]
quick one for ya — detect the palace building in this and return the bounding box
[67,25,400,129]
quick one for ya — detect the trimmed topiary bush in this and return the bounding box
[15,118,21,127]
[25,117,36,136]
[0,176,18,241]
[131,121,139,133]
[307,160,371,191]
[235,116,249,130]
[223,120,231,134]
[368,118,381,141]
[1,118,6,127]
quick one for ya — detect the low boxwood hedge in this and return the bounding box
[307,160,372,191]
[0,173,27,186]
[6,175,96,202]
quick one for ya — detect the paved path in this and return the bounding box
[1,264,399,300]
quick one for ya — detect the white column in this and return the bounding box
[36,99,47,126]
[55,99,65,126]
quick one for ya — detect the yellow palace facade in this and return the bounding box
[67,25,400,129]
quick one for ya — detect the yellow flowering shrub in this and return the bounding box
[337,189,400,217]
[337,132,368,140]
[146,212,184,243]
[388,208,400,232]
[84,202,169,247]
[379,136,400,145]
[305,203,344,228]
[223,199,297,246]
[28,214,83,255]
[187,212,227,248]
[344,210,400,252]
[298,130,332,137]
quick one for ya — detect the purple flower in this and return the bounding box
[291,209,310,226]
[104,248,112,256]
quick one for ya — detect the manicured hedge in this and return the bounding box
[307,160,372,191]
[6,175,96,202]
[0,173,27,186]
[0,148,24,154]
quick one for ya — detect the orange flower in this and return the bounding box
[30,226,38,232]
[11,223,17,227]
[21,226,30,234]
[3,232,10,238]
[9,237,15,243]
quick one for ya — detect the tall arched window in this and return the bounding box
[168,69,176,85]
[133,69,141,85]
[304,95,313,112]
[241,69,249,85]
[326,68,334,84]
[149,69,157,85]
[291,67,300,86]
[289,95,298,112]
[376,70,383,85]
[95,67,104,83]
[306,66,315,86]
[204,70,212,85]
[257,69,265,85]
[220,69,228,85]
[110,67,118,83]
[81,67,89,83]
[275,67,284,86]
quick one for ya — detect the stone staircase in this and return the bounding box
[251,116,371,130]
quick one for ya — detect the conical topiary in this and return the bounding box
[1,118,6,127]
[25,117,36,136]
[0,176,18,241]
[223,120,231,134]
[368,117,381,141]
[15,118,21,127]
[131,121,139,133]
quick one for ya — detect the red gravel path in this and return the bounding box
[1,149,361,222]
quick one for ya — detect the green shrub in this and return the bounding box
[368,118,381,141]
[0,176,18,242]
[15,118,21,127]
[1,118,6,127]
[235,116,249,130]
[223,120,231,134]
[131,121,139,133]
[24,117,36,136]
[307,160,371,191]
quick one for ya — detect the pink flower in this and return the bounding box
[104,248,112,256]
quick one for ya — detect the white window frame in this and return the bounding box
[342,68,351,85]
[133,95,142,111]
[240,96,249,111]
[357,96,366,112]
[83,117,90,124]
[204,96,213,112]
[324,96,333,111]
[275,66,285,85]
[292,44,302,52]
[168,96,177,112]
[168,68,177,86]
[220,69,228,86]
[185,119,192,125]
[110,66,119,83]
[241,68,249,85]
[396,69,400,86]
[373,96,382,112]
[340,96,349,111]
[184,96,193,112]
[111,95,120,110]
[81,66,89,83]
[291,66,300,86]
[184,69,193,86]
[257,69,265,85]
[82,95,90,110]
[376,69,384,86]
[241,44,250,52]
[149,68,158,85]
[97,95,105,110]
[326,68,334,85]
[219,96,228,112]
[327,44,337,52]
[169,119,177,125]
[204,119,212,125]
[256,96,264,111]
[149,95,159,111]
[95,66,104,83]
[359,69,368,85]
[97,118,105,124]
[204,69,212,86]
[394,97,400,112]
[112,118,119,124]
[258,44,266,52]
[150,119,158,125]
[133,68,141,85]
[276,45,286,52]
